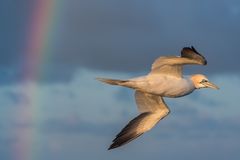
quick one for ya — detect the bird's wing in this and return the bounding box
[150,46,207,78]
[108,91,170,150]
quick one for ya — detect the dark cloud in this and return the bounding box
[1,0,240,82]
[50,0,240,75]
[0,0,35,65]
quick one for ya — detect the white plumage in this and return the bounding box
[97,46,219,150]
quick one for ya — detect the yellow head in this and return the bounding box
[191,74,219,89]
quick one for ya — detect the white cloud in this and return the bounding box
[0,69,239,160]
[0,69,239,127]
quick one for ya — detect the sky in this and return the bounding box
[0,0,240,160]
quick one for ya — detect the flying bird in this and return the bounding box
[97,46,219,150]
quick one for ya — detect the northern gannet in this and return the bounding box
[97,46,219,150]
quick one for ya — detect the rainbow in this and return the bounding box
[14,0,63,159]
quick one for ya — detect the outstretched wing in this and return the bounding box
[150,46,207,78]
[108,91,170,150]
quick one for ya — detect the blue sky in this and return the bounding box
[1,0,240,160]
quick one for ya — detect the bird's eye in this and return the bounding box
[200,79,208,83]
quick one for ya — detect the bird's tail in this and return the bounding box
[96,77,128,86]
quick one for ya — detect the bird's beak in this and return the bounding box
[204,81,219,90]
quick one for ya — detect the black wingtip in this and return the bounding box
[203,59,207,65]
[108,144,118,150]
[181,46,207,65]
[191,46,198,54]
[107,113,150,150]
[182,46,200,55]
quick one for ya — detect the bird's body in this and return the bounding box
[120,75,195,98]
[97,46,219,150]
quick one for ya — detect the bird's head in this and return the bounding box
[191,74,219,90]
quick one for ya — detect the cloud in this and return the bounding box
[0,0,34,65]
[0,69,239,159]
[1,0,240,83]
[1,0,240,159]
[48,0,240,75]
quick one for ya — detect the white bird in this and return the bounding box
[97,46,219,150]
